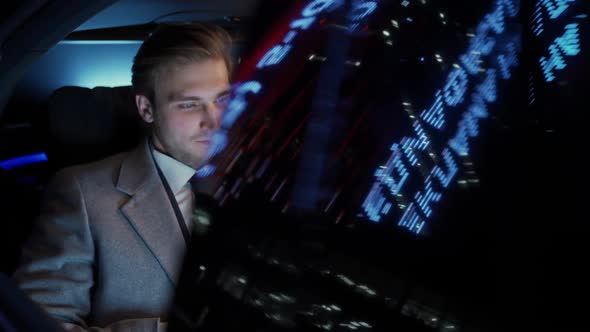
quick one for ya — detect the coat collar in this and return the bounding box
[116,137,186,285]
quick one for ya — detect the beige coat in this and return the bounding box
[13,138,186,331]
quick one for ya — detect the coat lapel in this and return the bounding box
[116,138,186,285]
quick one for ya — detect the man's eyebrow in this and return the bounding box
[168,89,231,102]
[168,94,203,102]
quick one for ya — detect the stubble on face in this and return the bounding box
[149,58,230,169]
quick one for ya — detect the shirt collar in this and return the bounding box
[151,147,196,194]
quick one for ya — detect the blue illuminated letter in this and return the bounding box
[540,0,576,20]
[556,23,581,56]
[399,121,431,166]
[257,45,293,69]
[476,69,498,103]
[486,1,506,34]
[468,94,489,119]
[420,91,446,130]
[461,22,496,75]
[380,144,410,196]
[499,0,520,18]
[497,41,518,79]
[539,23,580,82]
[443,67,469,107]
[431,148,459,189]
[290,16,317,30]
[448,124,470,156]
[350,1,378,21]
[210,81,262,159]
[362,184,388,222]
[222,81,262,128]
[398,203,426,234]
[302,0,336,17]
[413,177,442,218]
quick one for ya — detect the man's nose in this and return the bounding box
[200,102,222,130]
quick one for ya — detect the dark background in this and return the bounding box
[1,1,588,331]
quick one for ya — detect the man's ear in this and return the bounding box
[136,95,155,123]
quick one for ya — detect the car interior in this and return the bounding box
[0,0,259,273]
[0,0,588,331]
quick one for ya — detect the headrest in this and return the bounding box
[47,86,145,167]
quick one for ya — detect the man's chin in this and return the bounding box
[187,155,209,170]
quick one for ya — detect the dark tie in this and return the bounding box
[188,175,219,235]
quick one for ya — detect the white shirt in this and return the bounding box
[152,148,196,231]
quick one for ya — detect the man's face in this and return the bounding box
[137,58,230,169]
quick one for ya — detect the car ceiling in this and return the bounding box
[76,0,259,31]
[1,0,261,119]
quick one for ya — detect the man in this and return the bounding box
[13,23,233,331]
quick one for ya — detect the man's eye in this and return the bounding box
[178,102,202,110]
[215,95,231,106]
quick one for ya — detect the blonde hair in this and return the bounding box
[131,23,233,103]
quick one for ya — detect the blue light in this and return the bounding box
[534,26,545,36]
[556,23,581,55]
[257,45,293,69]
[468,94,489,118]
[414,177,442,217]
[431,148,459,188]
[222,81,262,128]
[499,0,520,18]
[400,121,431,166]
[290,16,317,30]
[398,203,426,234]
[381,144,410,196]
[361,0,522,234]
[362,183,387,222]
[533,3,545,36]
[382,202,392,215]
[207,130,229,160]
[69,44,137,87]
[460,51,482,76]
[282,30,298,44]
[413,220,426,234]
[540,0,576,20]
[540,23,581,82]
[461,22,496,75]
[302,0,337,17]
[421,91,446,130]
[57,40,142,45]
[257,0,377,71]
[448,124,470,156]
[0,152,48,170]
[443,67,469,107]
[400,138,419,166]
[350,1,377,21]
[486,2,507,34]
[475,22,497,55]
[477,69,498,103]
[463,111,478,137]
[208,81,261,161]
[497,42,519,79]
[196,164,216,177]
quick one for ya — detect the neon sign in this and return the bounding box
[257,0,377,69]
[202,0,378,176]
[539,23,581,82]
[539,0,576,19]
[361,0,521,234]
[535,0,582,82]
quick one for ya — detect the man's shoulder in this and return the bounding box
[55,149,133,186]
